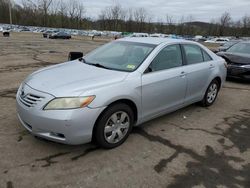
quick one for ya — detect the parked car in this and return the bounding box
[205,38,229,44]
[131,33,149,37]
[20,27,31,32]
[16,38,227,148]
[217,41,250,81]
[150,33,168,38]
[217,40,240,52]
[49,32,71,39]
[2,30,10,37]
[42,30,55,38]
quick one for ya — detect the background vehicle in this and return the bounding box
[16,38,226,148]
[2,30,10,37]
[217,41,250,81]
[42,30,56,38]
[217,40,240,52]
[49,32,71,39]
[205,38,229,44]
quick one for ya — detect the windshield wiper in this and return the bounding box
[88,63,111,70]
[79,58,111,70]
[79,57,86,63]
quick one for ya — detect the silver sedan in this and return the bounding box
[16,37,227,148]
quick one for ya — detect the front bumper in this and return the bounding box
[16,84,105,145]
[227,65,250,80]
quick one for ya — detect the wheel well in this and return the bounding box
[107,99,138,123]
[214,77,222,90]
[92,99,138,141]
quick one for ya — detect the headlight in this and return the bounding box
[44,96,95,110]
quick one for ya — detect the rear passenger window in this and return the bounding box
[150,44,183,72]
[202,50,212,61]
[183,44,203,64]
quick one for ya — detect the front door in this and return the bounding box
[141,44,187,121]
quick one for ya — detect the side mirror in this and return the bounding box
[68,52,83,61]
[144,66,153,74]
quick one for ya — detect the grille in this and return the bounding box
[19,93,44,107]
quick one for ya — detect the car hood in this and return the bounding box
[24,60,129,97]
[217,52,250,65]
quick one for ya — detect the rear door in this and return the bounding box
[181,44,214,104]
[141,44,187,120]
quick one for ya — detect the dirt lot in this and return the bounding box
[0,33,250,188]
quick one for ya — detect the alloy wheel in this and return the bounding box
[104,111,130,144]
[207,83,218,103]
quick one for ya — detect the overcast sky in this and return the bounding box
[14,0,250,22]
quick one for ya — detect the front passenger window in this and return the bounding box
[149,45,183,72]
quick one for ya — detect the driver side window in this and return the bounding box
[149,44,183,72]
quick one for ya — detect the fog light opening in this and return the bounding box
[50,132,65,139]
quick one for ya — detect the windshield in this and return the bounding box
[84,41,156,72]
[222,41,238,48]
[227,43,250,54]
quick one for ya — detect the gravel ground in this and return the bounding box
[0,32,250,188]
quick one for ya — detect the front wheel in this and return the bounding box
[94,103,134,149]
[201,80,219,107]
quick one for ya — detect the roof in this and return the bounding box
[118,37,186,45]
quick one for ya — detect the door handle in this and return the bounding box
[209,64,215,69]
[180,71,186,78]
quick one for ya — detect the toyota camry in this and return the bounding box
[16,37,227,148]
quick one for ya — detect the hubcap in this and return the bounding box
[104,111,130,144]
[207,83,218,103]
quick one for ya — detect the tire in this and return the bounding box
[201,79,219,107]
[3,32,10,37]
[94,103,134,149]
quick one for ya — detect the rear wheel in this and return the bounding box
[201,79,219,107]
[94,103,134,149]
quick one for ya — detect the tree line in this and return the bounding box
[1,0,250,36]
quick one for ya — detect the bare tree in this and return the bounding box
[242,15,250,36]
[177,15,185,35]
[125,8,134,32]
[38,0,52,26]
[154,18,162,33]
[0,0,10,24]
[166,14,173,25]
[75,1,85,29]
[166,14,175,34]
[98,9,107,30]
[219,12,231,36]
[208,18,218,36]
[110,4,123,31]
[69,0,77,19]
[20,0,39,25]
[1,0,250,37]
[104,7,113,30]
[58,0,67,28]
[146,14,153,33]
[134,8,147,32]
[186,14,195,35]
[68,0,78,28]
[99,4,123,31]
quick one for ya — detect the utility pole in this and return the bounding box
[9,0,12,27]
